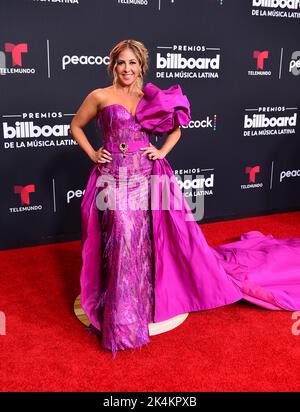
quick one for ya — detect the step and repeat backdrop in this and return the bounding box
[1,0,299,249]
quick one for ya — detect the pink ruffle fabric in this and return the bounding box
[135,82,191,137]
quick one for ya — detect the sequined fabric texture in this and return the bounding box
[95,104,154,356]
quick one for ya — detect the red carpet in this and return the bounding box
[1,211,300,392]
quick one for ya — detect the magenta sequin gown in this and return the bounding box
[79,82,300,355]
[91,101,154,353]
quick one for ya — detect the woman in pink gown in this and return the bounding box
[71,40,300,357]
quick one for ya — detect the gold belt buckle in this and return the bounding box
[119,142,128,153]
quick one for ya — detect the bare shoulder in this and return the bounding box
[87,87,112,110]
[86,85,144,110]
[87,87,107,106]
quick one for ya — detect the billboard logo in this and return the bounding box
[2,111,77,150]
[244,112,297,129]
[156,52,220,70]
[251,0,300,18]
[155,43,221,79]
[252,0,300,10]
[243,106,298,136]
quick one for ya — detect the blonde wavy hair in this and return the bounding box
[107,39,149,89]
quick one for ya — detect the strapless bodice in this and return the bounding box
[96,81,191,143]
[95,83,191,176]
[96,103,152,176]
[97,104,150,145]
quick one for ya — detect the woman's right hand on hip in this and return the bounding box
[91,146,113,163]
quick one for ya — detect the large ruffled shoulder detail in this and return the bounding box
[135,82,191,137]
